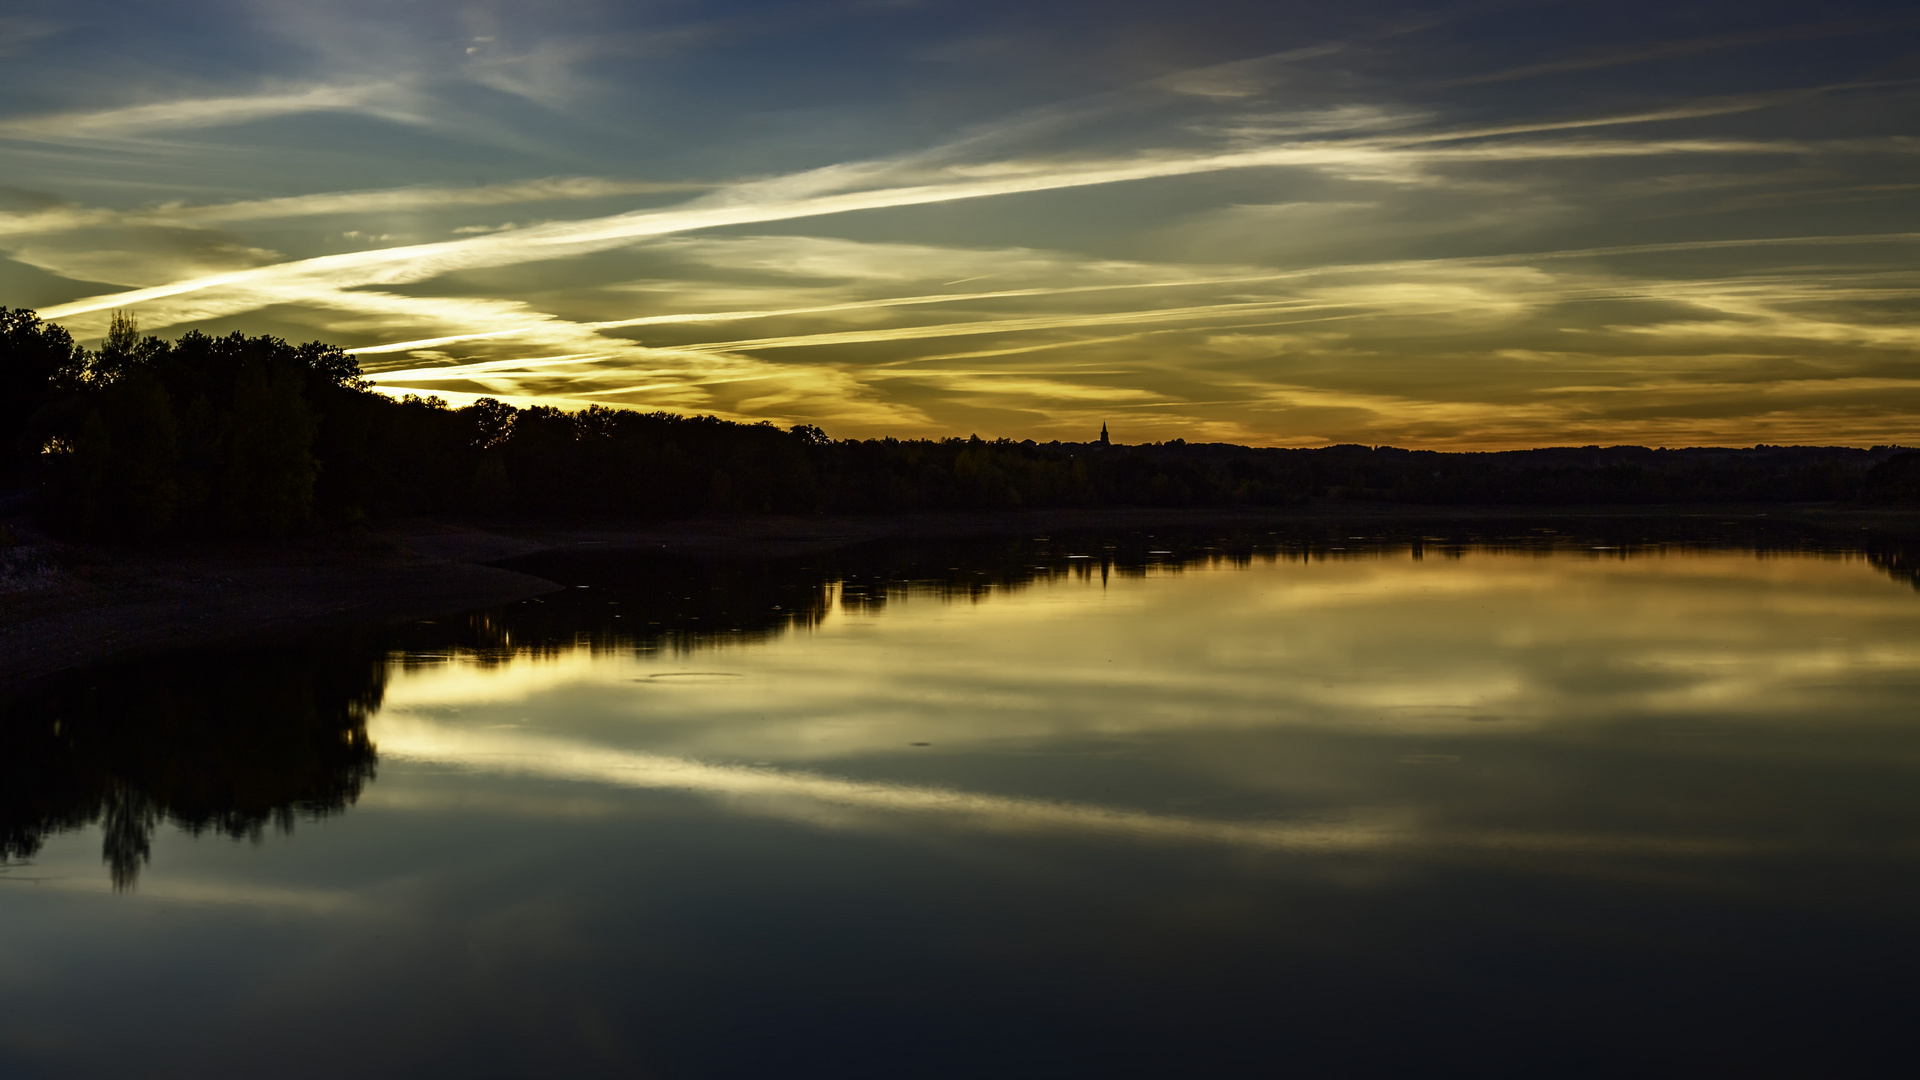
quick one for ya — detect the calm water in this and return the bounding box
[6,525,1920,1077]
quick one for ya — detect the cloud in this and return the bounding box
[0,176,711,240]
[7,228,284,288]
[0,82,416,140]
[0,15,61,57]
[1154,43,1349,100]
[345,326,544,355]
[10,14,1920,450]
[584,272,1317,331]
[41,93,1895,324]
[675,299,1354,353]
[51,219,1916,444]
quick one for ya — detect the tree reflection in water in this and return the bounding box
[0,641,384,889]
[1867,538,1920,591]
[466,517,1920,658]
[7,516,1920,888]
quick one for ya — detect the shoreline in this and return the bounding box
[6,502,1919,690]
[0,531,564,690]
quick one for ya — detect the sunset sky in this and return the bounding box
[2,0,1916,448]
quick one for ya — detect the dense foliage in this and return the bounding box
[2,307,1916,537]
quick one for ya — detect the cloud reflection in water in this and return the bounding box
[366,529,1920,876]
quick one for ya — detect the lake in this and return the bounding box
[5,522,1920,1076]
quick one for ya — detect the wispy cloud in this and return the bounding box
[345,326,545,355]
[584,273,1318,331]
[10,10,1919,448]
[675,300,1357,353]
[41,92,1897,323]
[0,176,713,242]
[186,176,714,222]
[0,82,415,140]
[0,14,62,57]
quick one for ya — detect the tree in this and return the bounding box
[216,362,317,533]
[87,310,165,385]
[0,308,83,481]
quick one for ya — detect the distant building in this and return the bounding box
[1098,422,1110,446]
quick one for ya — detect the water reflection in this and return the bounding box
[5,518,1919,887]
[7,521,1920,1075]
[1868,535,1920,590]
[0,641,383,888]
[425,515,1900,657]
[371,526,1920,883]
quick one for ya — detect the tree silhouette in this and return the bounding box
[0,308,83,483]
[3,307,1916,538]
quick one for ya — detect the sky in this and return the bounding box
[1,0,1917,448]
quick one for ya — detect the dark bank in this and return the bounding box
[8,308,1920,544]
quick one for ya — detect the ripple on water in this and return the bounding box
[636,672,746,684]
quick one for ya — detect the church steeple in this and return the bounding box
[1098,422,1110,446]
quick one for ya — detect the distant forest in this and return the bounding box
[5,307,1920,537]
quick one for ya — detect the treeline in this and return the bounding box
[0,309,827,535]
[4,307,1920,537]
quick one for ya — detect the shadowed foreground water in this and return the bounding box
[5,523,1920,1077]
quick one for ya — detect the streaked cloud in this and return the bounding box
[0,15,61,57]
[42,97,1899,322]
[0,82,413,140]
[4,1,1917,445]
